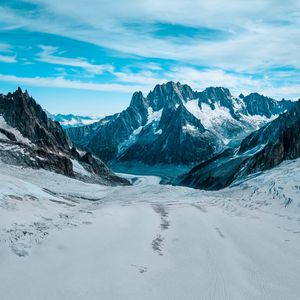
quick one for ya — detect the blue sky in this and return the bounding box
[0,0,299,115]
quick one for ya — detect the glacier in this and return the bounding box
[1,158,300,300]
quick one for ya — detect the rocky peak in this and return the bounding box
[0,88,129,185]
[0,87,69,152]
[129,91,149,117]
[242,93,293,118]
[147,81,194,111]
[197,87,233,110]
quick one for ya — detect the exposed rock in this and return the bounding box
[66,81,295,167]
[0,88,130,186]
[179,100,300,190]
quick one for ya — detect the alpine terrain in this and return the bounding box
[46,111,101,128]
[1,87,300,300]
[67,82,294,168]
[0,88,129,185]
[179,100,300,190]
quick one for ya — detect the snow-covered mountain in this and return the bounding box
[1,149,300,299]
[179,100,300,190]
[0,88,129,186]
[46,111,100,128]
[67,81,294,166]
[1,87,300,300]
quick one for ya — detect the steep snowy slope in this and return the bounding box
[67,82,294,166]
[1,157,300,300]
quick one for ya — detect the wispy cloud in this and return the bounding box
[1,1,300,71]
[0,54,17,63]
[0,0,299,109]
[0,69,298,101]
[0,42,17,63]
[0,74,148,93]
[36,45,114,75]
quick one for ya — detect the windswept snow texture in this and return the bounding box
[1,159,300,300]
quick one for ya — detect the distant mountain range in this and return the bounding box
[1,85,299,191]
[66,81,295,166]
[0,88,129,186]
[46,111,101,128]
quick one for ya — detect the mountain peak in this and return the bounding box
[129,91,149,117]
[147,81,194,111]
[201,86,232,99]
[197,86,233,111]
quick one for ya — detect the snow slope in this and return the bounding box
[1,159,300,300]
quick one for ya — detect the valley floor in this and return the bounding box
[1,160,300,300]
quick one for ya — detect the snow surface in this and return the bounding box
[1,159,300,299]
[184,100,233,129]
[0,116,31,144]
[71,159,91,177]
[183,99,273,132]
[60,117,100,127]
[182,123,198,133]
[118,108,163,154]
[147,107,163,124]
[0,132,9,140]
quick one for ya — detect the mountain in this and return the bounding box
[179,100,300,190]
[67,81,294,167]
[46,111,100,128]
[0,88,129,186]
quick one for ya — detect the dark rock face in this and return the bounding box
[0,88,70,153]
[197,87,232,109]
[119,105,220,165]
[0,88,129,186]
[179,101,300,190]
[147,81,194,110]
[66,81,296,167]
[243,93,294,118]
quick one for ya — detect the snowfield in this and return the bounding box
[1,159,300,300]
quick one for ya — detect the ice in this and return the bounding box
[182,123,198,132]
[184,100,233,129]
[71,159,91,177]
[0,116,31,144]
[1,159,300,300]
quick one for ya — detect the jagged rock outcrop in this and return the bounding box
[0,88,129,186]
[243,93,294,118]
[67,81,295,167]
[179,100,300,190]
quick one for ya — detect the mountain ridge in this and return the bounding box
[0,88,129,186]
[67,81,295,166]
[178,99,300,190]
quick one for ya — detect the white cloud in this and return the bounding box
[1,0,299,71]
[36,45,114,75]
[0,74,150,93]
[0,1,299,101]
[0,43,17,63]
[0,69,299,101]
[0,54,17,63]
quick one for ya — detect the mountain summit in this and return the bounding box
[67,82,294,167]
[0,88,129,185]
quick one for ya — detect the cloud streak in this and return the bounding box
[36,45,114,75]
[0,74,146,93]
[0,0,299,111]
[1,1,300,71]
[0,70,298,101]
[0,54,17,63]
